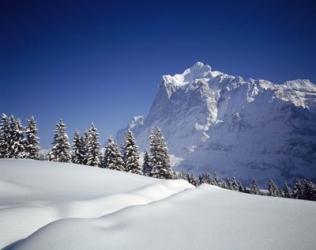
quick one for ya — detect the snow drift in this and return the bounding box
[1,159,316,250]
[117,62,316,184]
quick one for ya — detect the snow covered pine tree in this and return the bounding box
[48,120,71,162]
[85,124,100,167]
[101,138,124,171]
[249,180,260,195]
[0,114,10,158]
[9,116,25,158]
[268,179,281,197]
[71,131,86,165]
[123,129,141,174]
[142,151,152,176]
[149,127,172,179]
[24,116,40,159]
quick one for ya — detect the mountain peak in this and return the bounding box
[183,62,212,78]
[162,62,215,87]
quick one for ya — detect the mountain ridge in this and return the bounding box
[117,62,316,184]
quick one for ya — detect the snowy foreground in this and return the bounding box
[1,160,316,250]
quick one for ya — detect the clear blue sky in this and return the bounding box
[1,0,315,148]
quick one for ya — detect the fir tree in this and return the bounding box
[198,173,212,185]
[226,177,239,191]
[249,180,260,195]
[101,138,124,171]
[186,173,198,186]
[268,179,280,197]
[237,180,245,192]
[149,127,172,179]
[8,116,25,158]
[123,130,141,174]
[283,182,292,198]
[293,179,316,201]
[71,131,86,164]
[0,114,10,158]
[85,124,101,167]
[24,116,40,159]
[48,120,71,162]
[81,130,89,165]
[142,151,152,176]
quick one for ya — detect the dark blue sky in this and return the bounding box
[1,0,315,148]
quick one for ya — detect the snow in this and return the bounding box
[1,159,316,250]
[0,159,191,249]
[117,62,316,184]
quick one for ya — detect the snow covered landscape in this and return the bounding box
[1,159,316,250]
[2,1,316,249]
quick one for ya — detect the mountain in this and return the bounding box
[117,62,316,184]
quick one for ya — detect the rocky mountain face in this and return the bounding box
[117,62,316,184]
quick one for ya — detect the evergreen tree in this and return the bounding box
[0,114,10,158]
[101,138,124,171]
[186,173,198,186]
[268,179,280,197]
[9,116,25,158]
[149,127,172,179]
[71,131,86,164]
[237,180,245,192]
[24,116,40,159]
[293,179,316,201]
[81,130,89,165]
[198,172,212,185]
[142,151,152,176]
[249,180,260,195]
[283,182,292,198]
[123,130,141,174]
[48,120,71,162]
[226,177,240,191]
[85,124,101,167]
[212,172,221,186]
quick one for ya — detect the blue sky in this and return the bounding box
[1,0,315,148]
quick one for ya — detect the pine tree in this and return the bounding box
[123,130,141,174]
[48,120,71,162]
[186,173,198,186]
[9,116,25,158]
[268,179,280,197]
[283,182,292,198]
[0,114,10,158]
[226,177,239,191]
[237,180,245,192]
[142,151,152,176]
[149,127,172,179]
[81,130,89,165]
[85,124,100,167]
[293,179,316,201]
[249,180,260,195]
[25,116,40,159]
[101,138,124,171]
[198,173,212,185]
[71,131,86,164]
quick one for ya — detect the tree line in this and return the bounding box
[0,114,172,179]
[184,172,316,201]
[0,113,315,201]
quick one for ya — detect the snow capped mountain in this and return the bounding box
[117,62,316,184]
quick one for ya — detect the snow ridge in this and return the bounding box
[3,160,316,250]
[0,159,192,249]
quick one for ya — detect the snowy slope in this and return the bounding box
[0,159,191,249]
[1,160,316,250]
[117,62,316,184]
